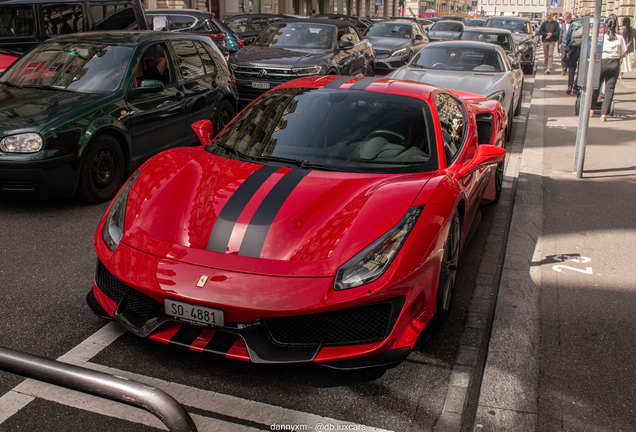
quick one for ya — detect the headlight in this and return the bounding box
[102,171,140,251]
[391,48,407,57]
[0,133,43,153]
[334,206,423,290]
[291,66,322,76]
[487,90,506,103]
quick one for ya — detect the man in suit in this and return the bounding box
[539,10,560,74]
[558,12,573,75]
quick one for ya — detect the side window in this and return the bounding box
[347,26,360,43]
[249,18,270,32]
[91,4,137,30]
[435,93,466,164]
[171,39,205,80]
[42,5,84,36]
[0,6,35,36]
[194,41,216,75]
[338,27,357,43]
[413,24,423,38]
[135,43,174,87]
[169,15,196,30]
[227,17,247,33]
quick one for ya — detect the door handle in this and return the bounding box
[175,92,184,101]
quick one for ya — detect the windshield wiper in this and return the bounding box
[252,155,363,173]
[21,84,74,92]
[1,81,22,89]
[215,142,253,161]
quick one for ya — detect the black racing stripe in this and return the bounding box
[203,332,239,355]
[169,325,203,348]
[324,76,354,89]
[239,169,311,258]
[206,165,279,253]
[348,77,384,91]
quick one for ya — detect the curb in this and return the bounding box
[433,73,536,432]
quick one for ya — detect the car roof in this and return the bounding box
[146,9,212,17]
[486,16,530,22]
[463,27,513,35]
[41,31,215,46]
[423,40,502,51]
[276,18,358,29]
[431,20,465,26]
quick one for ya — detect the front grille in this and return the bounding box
[261,301,397,348]
[374,49,390,59]
[95,260,163,320]
[0,179,36,190]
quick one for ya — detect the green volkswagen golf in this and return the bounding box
[0,31,238,202]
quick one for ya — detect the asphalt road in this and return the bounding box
[0,103,526,432]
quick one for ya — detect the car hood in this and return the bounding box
[427,30,461,40]
[366,37,411,52]
[387,67,506,97]
[122,148,434,277]
[0,86,104,135]
[231,45,331,68]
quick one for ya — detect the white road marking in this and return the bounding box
[0,322,394,431]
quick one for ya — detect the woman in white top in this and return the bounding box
[597,14,627,121]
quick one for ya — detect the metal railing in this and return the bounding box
[0,347,197,432]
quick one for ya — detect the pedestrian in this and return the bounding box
[565,7,590,96]
[558,12,573,76]
[619,17,636,79]
[309,9,315,17]
[594,14,627,121]
[539,10,560,74]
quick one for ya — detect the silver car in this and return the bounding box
[386,41,523,141]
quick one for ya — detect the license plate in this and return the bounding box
[251,82,270,89]
[165,299,224,327]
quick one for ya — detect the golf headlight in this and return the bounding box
[334,206,424,290]
[102,171,140,251]
[487,90,506,102]
[391,48,407,57]
[292,66,322,76]
[0,133,43,153]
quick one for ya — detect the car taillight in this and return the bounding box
[237,39,245,47]
[208,33,226,41]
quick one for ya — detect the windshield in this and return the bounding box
[0,6,35,37]
[430,21,463,32]
[413,45,504,72]
[465,19,485,27]
[461,31,513,51]
[210,88,437,174]
[486,19,530,34]
[0,41,133,93]
[366,23,412,38]
[253,22,335,49]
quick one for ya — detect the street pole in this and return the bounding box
[574,0,602,178]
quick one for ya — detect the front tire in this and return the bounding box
[213,99,236,136]
[514,83,523,116]
[365,63,375,77]
[506,101,514,142]
[76,134,124,203]
[437,210,460,323]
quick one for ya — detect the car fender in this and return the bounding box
[77,117,130,166]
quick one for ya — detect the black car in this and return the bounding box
[460,28,522,65]
[225,13,301,45]
[484,16,536,74]
[364,21,429,74]
[315,13,369,35]
[465,18,487,28]
[146,9,229,57]
[229,19,375,104]
[426,20,464,41]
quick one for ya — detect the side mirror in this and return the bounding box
[191,120,214,145]
[136,79,164,93]
[339,40,354,50]
[457,145,506,178]
[415,34,424,41]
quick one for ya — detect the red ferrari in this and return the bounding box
[87,76,507,369]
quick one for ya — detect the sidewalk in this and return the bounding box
[474,62,636,431]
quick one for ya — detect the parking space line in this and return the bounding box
[0,322,393,431]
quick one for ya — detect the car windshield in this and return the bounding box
[210,88,437,174]
[253,22,335,49]
[465,19,485,27]
[0,6,35,37]
[0,41,133,94]
[366,23,412,38]
[461,31,513,51]
[430,21,463,32]
[486,19,530,34]
[413,46,504,72]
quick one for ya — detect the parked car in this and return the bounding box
[465,18,487,28]
[87,76,507,369]
[0,32,238,202]
[315,13,369,35]
[225,13,301,45]
[387,41,523,141]
[425,20,464,41]
[484,16,536,74]
[434,15,465,23]
[145,9,228,57]
[364,20,428,74]
[228,19,375,105]
[460,27,522,64]
[0,0,147,71]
